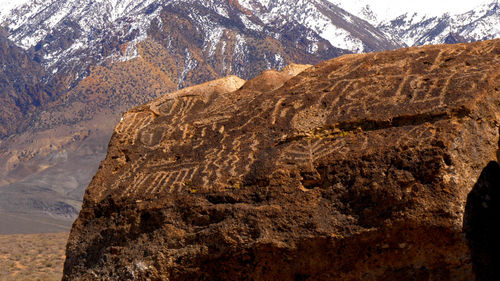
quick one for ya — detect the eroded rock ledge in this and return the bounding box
[64,40,500,280]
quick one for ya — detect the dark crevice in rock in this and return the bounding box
[206,193,242,205]
[497,126,500,163]
[464,160,500,280]
[334,107,469,132]
[278,106,471,145]
[137,209,165,234]
[300,169,322,189]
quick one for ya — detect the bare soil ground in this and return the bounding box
[0,232,68,281]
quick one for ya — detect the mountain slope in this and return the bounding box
[0,0,402,137]
[0,31,50,137]
[0,43,179,231]
[238,0,399,52]
[0,0,400,91]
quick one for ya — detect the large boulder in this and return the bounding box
[63,40,500,280]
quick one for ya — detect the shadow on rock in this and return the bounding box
[464,161,500,280]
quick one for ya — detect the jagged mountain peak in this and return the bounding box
[378,0,500,47]
[331,0,495,26]
[238,0,399,53]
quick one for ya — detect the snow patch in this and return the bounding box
[297,3,363,52]
[274,53,285,70]
[221,40,228,73]
[378,1,500,47]
[203,26,224,57]
[329,0,493,25]
[215,6,229,18]
[240,14,263,31]
[0,0,31,20]
[178,48,198,88]
[308,42,319,54]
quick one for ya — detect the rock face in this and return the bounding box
[64,40,500,280]
[0,33,53,137]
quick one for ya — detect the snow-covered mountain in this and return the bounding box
[1,0,163,84]
[2,0,497,91]
[238,0,398,53]
[0,0,398,89]
[332,0,500,47]
[379,1,500,46]
[330,0,493,25]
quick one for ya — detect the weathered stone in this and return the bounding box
[64,39,500,280]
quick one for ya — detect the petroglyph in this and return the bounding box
[87,40,500,203]
[271,98,287,125]
[281,139,339,168]
[115,112,156,144]
[144,172,170,194]
[122,166,200,196]
[124,173,151,196]
[68,40,500,281]
[115,113,154,136]
[150,95,198,117]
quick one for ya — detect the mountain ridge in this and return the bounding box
[378,1,500,47]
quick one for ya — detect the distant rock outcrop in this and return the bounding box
[0,33,50,137]
[64,39,500,280]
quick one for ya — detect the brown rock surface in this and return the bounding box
[64,40,500,280]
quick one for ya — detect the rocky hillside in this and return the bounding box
[0,31,52,137]
[63,39,500,280]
